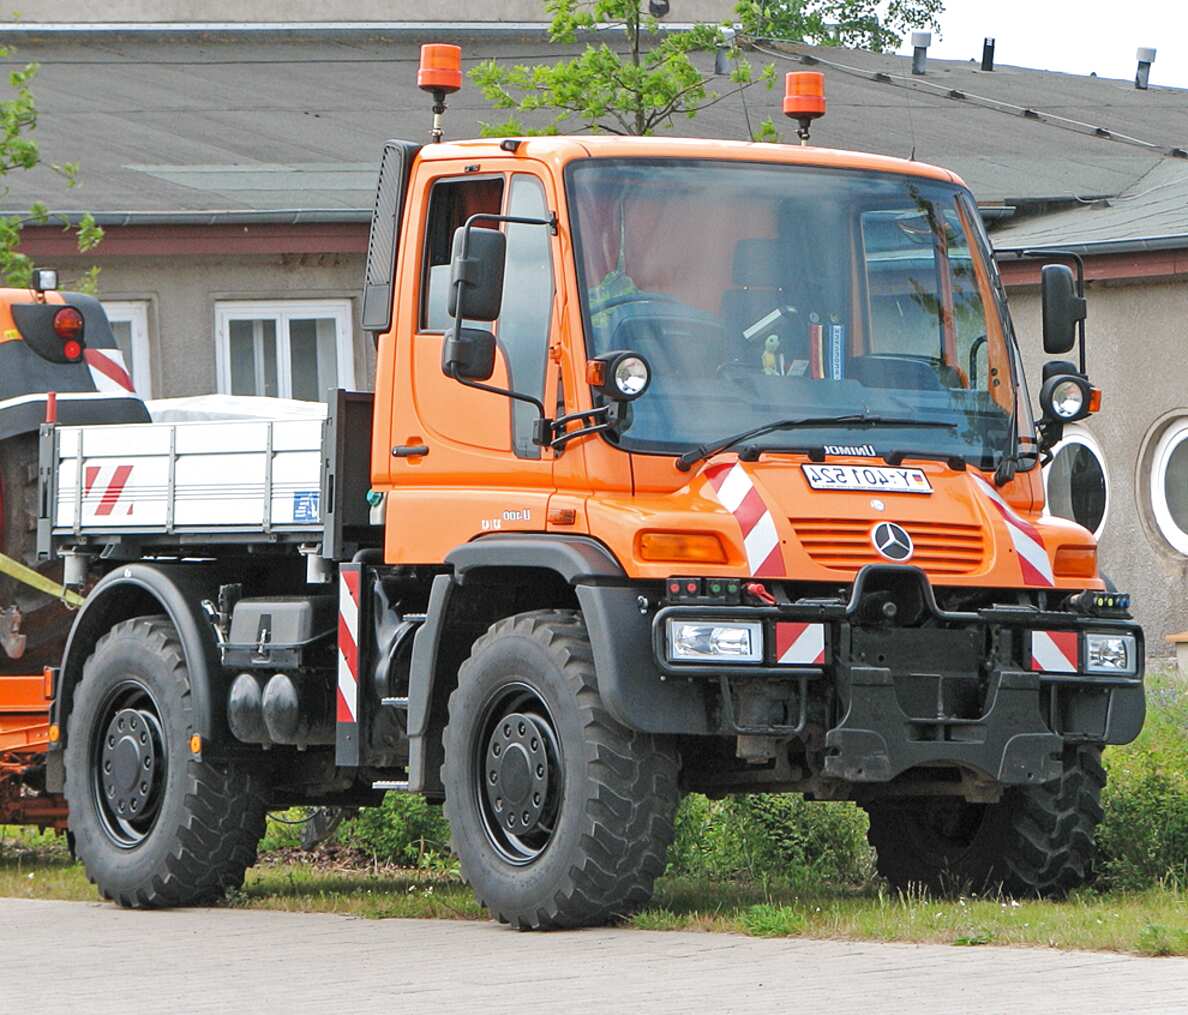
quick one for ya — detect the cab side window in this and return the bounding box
[500,175,554,458]
[421,176,505,332]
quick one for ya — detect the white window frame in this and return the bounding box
[102,300,153,398]
[1150,417,1188,556]
[1042,425,1110,540]
[214,300,355,401]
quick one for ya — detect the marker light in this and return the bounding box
[1053,545,1097,579]
[667,619,763,664]
[417,44,463,95]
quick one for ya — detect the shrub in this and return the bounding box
[337,794,452,866]
[667,792,873,887]
[1096,669,1188,890]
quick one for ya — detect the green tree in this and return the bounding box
[737,0,945,53]
[471,0,778,140]
[0,48,103,291]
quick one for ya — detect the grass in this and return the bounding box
[2,830,1184,956]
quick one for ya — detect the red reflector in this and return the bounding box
[62,339,83,362]
[53,306,84,342]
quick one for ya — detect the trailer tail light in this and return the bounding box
[53,307,85,360]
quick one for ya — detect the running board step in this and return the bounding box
[372,780,411,791]
[381,696,409,709]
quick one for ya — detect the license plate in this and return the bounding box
[801,463,932,494]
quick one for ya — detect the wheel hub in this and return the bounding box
[101,707,158,819]
[485,712,549,834]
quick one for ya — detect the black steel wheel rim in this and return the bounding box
[90,679,168,848]
[474,681,564,866]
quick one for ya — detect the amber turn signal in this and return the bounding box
[638,531,728,564]
[783,71,826,120]
[1088,388,1102,413]
[1053,545,1097,579]
[585,360,606,387]
[418,44,463,94]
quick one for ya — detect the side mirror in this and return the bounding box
[1040,264,1085,355]
[442,326,496,381]
[448,226,506,322]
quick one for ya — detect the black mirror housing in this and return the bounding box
[442,325,497,381]
[1040,264,1085,355]
[448,226,506,322]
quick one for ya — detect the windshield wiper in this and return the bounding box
[674,414,958,472]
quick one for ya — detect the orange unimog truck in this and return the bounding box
[17,51,1147,927]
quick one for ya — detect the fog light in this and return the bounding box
[667,619,763,663]
[1085,633,1136,675]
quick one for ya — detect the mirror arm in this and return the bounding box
[445,362,548,418]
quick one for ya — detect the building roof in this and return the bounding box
[4,29,1188,248]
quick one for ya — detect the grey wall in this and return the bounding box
[55,251,371,397]
[19,2,735,23]
[1011,278,1188,652]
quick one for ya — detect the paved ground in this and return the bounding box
[2,898,1185,1014]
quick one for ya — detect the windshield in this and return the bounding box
[567,159,1032,470]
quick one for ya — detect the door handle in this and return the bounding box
[392,444,430,458]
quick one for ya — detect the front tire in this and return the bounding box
[864,745,1105,897]
[442,610,680,929]
[64,615,267,907]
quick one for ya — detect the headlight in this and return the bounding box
[1040,372,1091,423]
[666,619,763,663]
[1050,379,1085,419]
[1085,633,1137,675]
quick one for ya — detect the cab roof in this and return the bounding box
[419,134,965,190]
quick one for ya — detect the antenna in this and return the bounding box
[417,44,463,143]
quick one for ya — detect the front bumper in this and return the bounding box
[629,565,1144,785]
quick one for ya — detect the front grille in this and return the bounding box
[791,518,986,575]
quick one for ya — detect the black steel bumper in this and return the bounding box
[579,565,1145,787]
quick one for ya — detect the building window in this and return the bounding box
[1150,417,1188,555]
[215,301,354,402]
[102,300,152,398]
[1043,426,1108,539]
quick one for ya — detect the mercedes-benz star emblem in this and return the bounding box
[872,522,913,561]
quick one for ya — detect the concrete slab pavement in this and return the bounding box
[1,898,1185,1014]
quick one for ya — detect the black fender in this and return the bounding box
[404,535,625,793]
[46,562,232,791]
[403,534,710,793]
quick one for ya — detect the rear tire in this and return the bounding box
[864,745,1105,897]
[64,615,267,907]
[442,609,680,929]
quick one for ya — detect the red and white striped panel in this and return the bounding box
[775,621,826,665]
[84,348,136,394]
[705,463,785,577]
[337,568,361,723]
[972,474,1055,587]
[83,462,134,517]
[1031,630,1079,673]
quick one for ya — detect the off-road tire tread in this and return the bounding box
[65,615,267,908]
[865,745,1105,898]
[443,609,680,930]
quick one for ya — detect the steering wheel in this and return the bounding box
[588,291,685,315]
